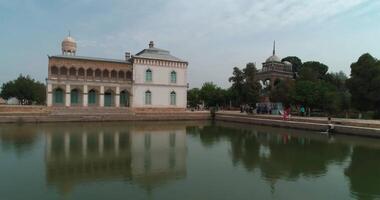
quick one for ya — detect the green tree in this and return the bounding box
[228,67,245,106]
[0,75,46,105]
[291,80,338,114]
[187,88,201,108]
[199,82,227,108]
[242,63,261,107]
[347,53,380,114]
[282,56,302,74]
[324,71,351,113]
[269,79,294,107]
[299,61,329,81]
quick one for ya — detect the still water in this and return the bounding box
[0,121,379,200]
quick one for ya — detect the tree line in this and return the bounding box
[0,75,46,105]
[188,53,380,118]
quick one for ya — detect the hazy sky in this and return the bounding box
[1,0,380,88]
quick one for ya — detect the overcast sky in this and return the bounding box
[1,0,380,88]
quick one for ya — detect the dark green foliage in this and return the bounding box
[299,61,329,81]
[228,63,261,107]
[228,67,245,106]
[269,79,294,107]
[347,53,380,114]
[199,82,228,108]
[243,63,261,107]
[187,88,201,107]
[0,75,46,105]
[291,80,334,113]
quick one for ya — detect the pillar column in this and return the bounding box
[83,85,88,107]
[65,84,71,107]
[47,83,52,107]
[99,86,104,107]
[115,86,120,107]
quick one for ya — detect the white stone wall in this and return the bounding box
[133,63,187,85]
[132,63,187,108]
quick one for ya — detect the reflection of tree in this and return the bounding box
[196,125,261,170]
[229,132,260,171]
[260,138,349,181]
[0,125,38,155]
[195,124,350,182]
[345,146,380,200]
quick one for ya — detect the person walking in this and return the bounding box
[283,106,291,120]
[300,106,305,117]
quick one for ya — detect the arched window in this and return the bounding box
[170,91,176,105]
[69,67,76,76]
[95,69,101,78]
[170,71,177,83]
[86,68,93,77]
[118,71,125,79]
[126,71,132,80]
[88,89,97,105]
[145,69,152,82]
[60,67,67,75]
[51,66,58,75]
[78,68,85,77]
[111,70,117,79]
[145,90,152,105]
[103,69,109,78]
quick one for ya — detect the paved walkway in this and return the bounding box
[218,111,380,129]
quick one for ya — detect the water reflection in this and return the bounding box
[44,122,188,194]
[0,125,39,156]
[1,121,380,199]
[188,122,380,199]
[345,146,380,200]
[189,122,351,176]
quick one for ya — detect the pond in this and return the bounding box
[0,121,379,200]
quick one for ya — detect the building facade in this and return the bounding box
[132,41,188,110]
[255,41,293,88]
[46,36,188,111]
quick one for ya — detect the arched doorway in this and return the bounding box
[53,88,64,105]
[71,89,80,105]
[88,89,97,106]
[120,90,130,107]
[104,89,114,107]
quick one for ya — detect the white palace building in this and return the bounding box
[46,36,188,111]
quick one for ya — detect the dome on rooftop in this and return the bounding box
[283,61,292,67]
[61,35,77,56]
[266,55,281,63]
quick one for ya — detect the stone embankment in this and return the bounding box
[1,106,380,138]
[0,106,210,123]
[216,112,380,138]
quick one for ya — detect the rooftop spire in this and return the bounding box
[273,40,276,55]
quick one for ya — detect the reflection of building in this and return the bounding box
[47,35,188,110]
[45,125,187,193]
[129,128,186,189]
[256,41,293,88]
